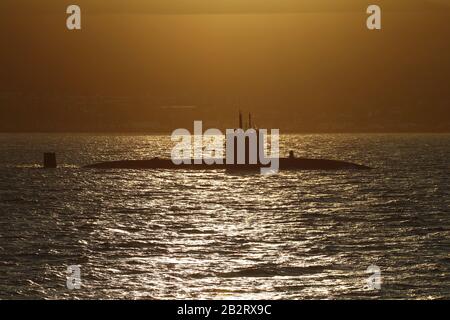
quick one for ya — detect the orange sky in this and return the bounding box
[0,1,449,132]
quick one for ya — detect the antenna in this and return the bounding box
[239,110,243,129]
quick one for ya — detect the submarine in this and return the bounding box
[83,112,371,171]
[84,157,370,171]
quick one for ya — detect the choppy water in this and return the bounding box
[0,133,449,299]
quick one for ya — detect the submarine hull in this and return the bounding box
[84,158,371,171]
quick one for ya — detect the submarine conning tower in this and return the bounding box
[225,111,265,165]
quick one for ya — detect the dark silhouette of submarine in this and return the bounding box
[83,113,370,171]
[84,157,369,171]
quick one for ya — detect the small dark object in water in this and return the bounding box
[43,153,57,168]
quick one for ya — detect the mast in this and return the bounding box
[239,110,243,129]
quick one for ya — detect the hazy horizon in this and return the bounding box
[1,1,449,132]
